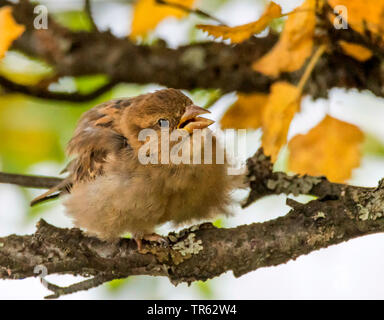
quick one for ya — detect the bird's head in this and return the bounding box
[120,89,215,161]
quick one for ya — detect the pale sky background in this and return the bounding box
[1,0,384,299]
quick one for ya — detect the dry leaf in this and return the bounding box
[338,41,373,61]
[328,0,384,39]
[288,116,364,183]
[0,6,25,59]
[220,93,268,129]
[253,0,315,77]
[262,82,301,161]
[130,0,195,39]
[196,2,282,43]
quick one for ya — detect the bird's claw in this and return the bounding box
[135,233,169,253]
[143,233,169,247]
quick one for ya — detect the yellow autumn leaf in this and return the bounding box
[130,0,195,39]
[220,93,268,129]
[0,129,57,161]
[338,41,373,62]
[262,82,301,161]
[196,2,282,43]
[328,0,384,40]
[0,6,25,59]
[0,95,61,166]
[253,0,315,77]
[288,116,364,183]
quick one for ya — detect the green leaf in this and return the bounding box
[362,134,384,156]
[213,219,223,228]
[74,75,110,94]
[52,10,93,31]
[107,278,130,292]
[0,51,53,85]
[195,280,214,299]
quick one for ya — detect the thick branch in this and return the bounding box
[1,0,383,98]
[1,150,383,298]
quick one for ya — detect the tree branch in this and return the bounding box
[1,0,383,99]
[0,172,62,189]
[1,149,383,298]
[44,273,119,299]
[0,76,117,102]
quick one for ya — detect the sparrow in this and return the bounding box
[31,89,237,250]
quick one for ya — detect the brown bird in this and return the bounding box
[32,88,237,250]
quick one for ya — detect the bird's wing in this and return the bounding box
[31,98,132,206]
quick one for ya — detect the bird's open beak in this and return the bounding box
[177,105,214,134]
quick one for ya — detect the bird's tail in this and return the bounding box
[30,188,61,206]
[30,180,71,206]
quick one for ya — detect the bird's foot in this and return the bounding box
[143,233,169,245]
[134,233,169,253]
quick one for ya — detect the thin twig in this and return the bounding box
[0,76,117,102]
[156,0,226,25]
[45,274,119,299]
[0,172,63,189]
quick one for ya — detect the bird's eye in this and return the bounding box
[158,118,169,128]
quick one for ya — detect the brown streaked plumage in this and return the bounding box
[31,89,238,250]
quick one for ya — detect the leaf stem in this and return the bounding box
[297,44,327,93]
